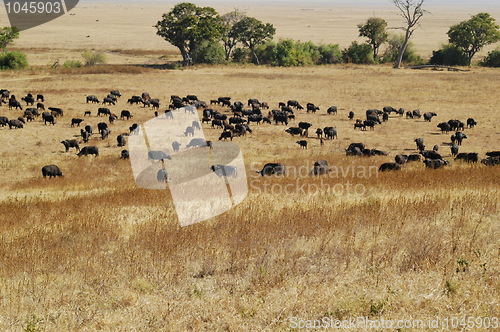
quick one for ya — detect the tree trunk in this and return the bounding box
[250,48,260,65]
[394,29,411,69]
[180,48,192,66]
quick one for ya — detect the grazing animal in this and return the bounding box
[450,144,459,157]
[406,111,413,119]
[71,118,84,127]
[296,140,308,149]
[455,152,478,163]
[327,106,337,115]
[21,95,35,106]
[287,100,302,109]
[382,112,389,122]
[117,134,126,147]
[363,120,376,130]
[423,112,437,122]
[433,145,439,152]
[412,109,421,118]
[110,90,121,98]
[437,122,451,133]
[8,99,22,110]
[36,94,44,102]
[257,163,286,176]
[97,108,111,116]
[77,146,99,157]
[312,160,329,175]
[453,132,467,145]
[100,128,111,140]
[395,154,408,164]
[285,127,303,136]
[97,122,108,133]
[298,122,313,136]
[86,95,100,103]
[423,159,449,169]
[420,150,442,160]
[379,163,401,172]
[323,127,337,139]
[120,110,132,120]
[41,165,63,178]
[346,143,365,156]
[102,97,115,105]
[43,114,55,125]
[481,156,500,166]
[354,123,366,130]
[466,118,477,128]
[348,111,355,120]
[219,131,234,141]
[48,107,63,117]
[414,138,425,151]
[210,164,238,178]
[8,119,24,129]
[407,154,422,162]
[84,111,91,116]
[316,128,323,138]
[486,151,500,157]
[448,119,465,131]
[172,141,181,152]
[80,130,90,143]
[121,150,129,159]
[61,139,80,152]
[211,119,223,129]
[37,102,45,110]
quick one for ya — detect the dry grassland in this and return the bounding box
[0,1,499,331]
[0,62,498,331]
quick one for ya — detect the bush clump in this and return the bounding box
[429,44,468,66]
[480,47,500,67]
[0,51,28,70]
[82,50,107,66]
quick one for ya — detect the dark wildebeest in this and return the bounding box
[8,119,23,129]
[84,125,93,135]
[346,143,365,156]
[97,122,108,133]
[229,117,246,125]
[48,107,63,117]
[448,119,464,131]
[21,95,35,106]
[412,109,421,118]
[257,163,286,176]
[148,150,171,161]
[128,96,142,104]
[43,114,55,125]
[423,159,449,169]
[71,118,84,127]
[36,94,44,102]
[420,150,442,160]
[481,156,500,166]
[172,141,181,152]
[348,111,355,120]
[316,128,323,138]
[395,154,409,165]
[414,138,425,152]
[382,112,389,122]
[424,112,437,122]
[61,139,80,152]
[121,150,129,159]
[100,128,111,140]
[211,119,223,129]
[312,160,329,175]
[248,115,263,125]
[379,163,401,172]
[120,110,132,120]
[129,123,139,135]
[109,115,117,123]
[306,103,319,113]
[455,152,478,163]
[102,97,115,105]
[383,106,396,114]
[407,154,422,162]
[274,112,289,125]
[287,100,302,110]
[437,122,451,133]
[433,145,439,152]
[327,106,337,115]
[84,111,91,116]
[8,99,22,110]
[210,164,238,178]
[37,102,45,110]
[117,134,126,147]
[298,122,313,136]
[110,90,121,98]
[354,123,366,130]
[80,130,90,143]
[235,123,252,136]
[0,116,8,127]
[366,114,381,124]
[184,126,195,137]
[486,151,500,157]
[363,120,376,130]
[406,111,414,119]
[466,118,477,128]
[97,108,111,116]
[219,131,234,141]
[213,113,227,121]
[323,127,337,139]
[453,132,467,145]
[41,165,63,178]
[450,144,459,157]
[285,127,303,136]
[296,140,308,149]
[77,146,99,157]
[86,95,99,103]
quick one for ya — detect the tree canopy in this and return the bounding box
[221,10,246,61]
[357,17,388,60]
[155,2,225,66]
[448,12,500,66]
[0,27,19,52]
[232,17,276,65]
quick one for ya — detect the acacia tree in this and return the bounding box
[358,17,388,60]
[155,2,225,66]
[221,10,246,61]
[391,0,427,68]
[448,12,500,66]
[0,27,19,52]
[232,17,275,65]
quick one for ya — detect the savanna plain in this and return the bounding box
[0,2,499,331]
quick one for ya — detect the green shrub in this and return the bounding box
[480,47,500,67]
[0,51,28,69]
[254,42,277,65]
[318,44,342,64]
[62,60,83,68]
[192,41,226,65]
[82,50,106,66]
[429,44,468,66]
[381,35,423,65]
[342,41,374,64]
[232,47,250,63]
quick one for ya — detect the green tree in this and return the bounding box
[428,44,468,66]
[342,41,374,64]
[317,44,342,64]
[232,17,275,65]
[391,0,427,68]
[382,34,422,64]
[480,47,500,67]
[448,12,500,66]
[0,27,20,52]
[357,17,388,60]
[155,2,225,66]
[221,10,246,61]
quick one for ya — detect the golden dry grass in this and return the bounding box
[0,2,499,330]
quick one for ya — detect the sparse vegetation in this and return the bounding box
[81,50,107,66]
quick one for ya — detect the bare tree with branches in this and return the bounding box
[391,0,427,68]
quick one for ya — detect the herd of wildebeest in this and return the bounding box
[0,88,498,180]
